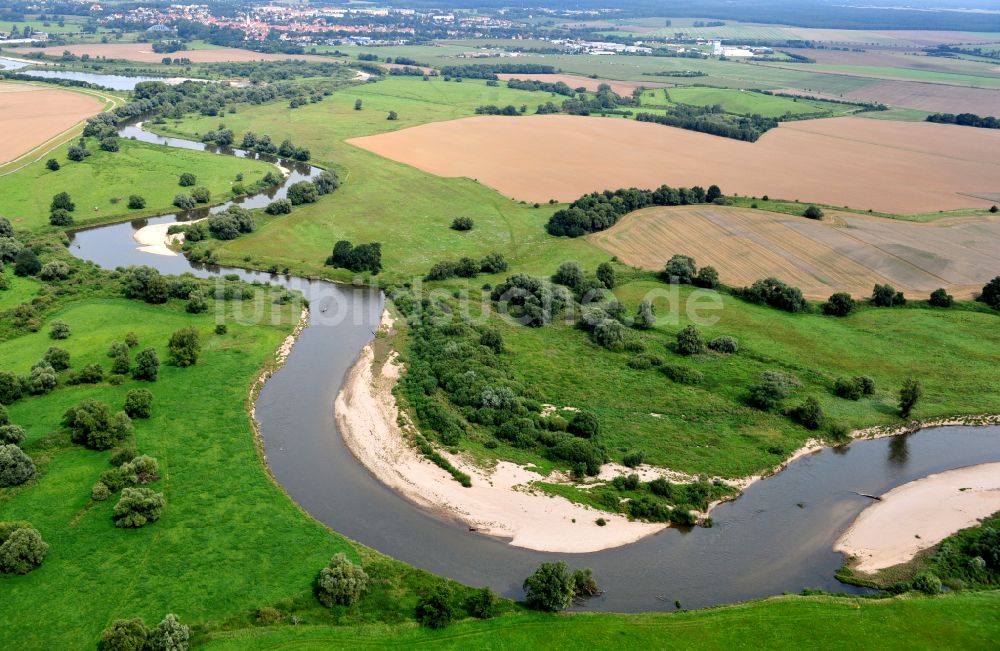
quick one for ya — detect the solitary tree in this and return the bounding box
[123,389,153,419]
[113,487,165,528]
[315,553,370,607]
[415,585,457,629]
[178,172,196,187]
[99,619,149,651]
[387,110,398,120]
[133,348,160,381]
[51,192,75,212]
[523,561,575,612]
[354,99,363,110]
[803,205,824,219]
[899,378,923,418]
[148,614,189,651]
[634,299,655,329]
[822,292,856,317]
[45,159,60,171]
[928,288,954,308]
[0,526,48,574]
[127,195,146,210]
[596,262,615,289]
[664,254,696,284]
[979,276,1000,311]
[0,444,36,487]
[675,325,705,355]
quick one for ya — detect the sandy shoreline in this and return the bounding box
[835,462,1000,573]
[336,311,665,553]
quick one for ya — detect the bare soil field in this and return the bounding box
[842,79,1000,114]
[496,73,669,95]
[21,43,331,63]
[589,205,1000,299]
[0,82,103,163]
[348,115,1000,214]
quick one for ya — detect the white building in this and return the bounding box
[711,41,754,58]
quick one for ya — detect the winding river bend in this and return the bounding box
[64,116,1000,613]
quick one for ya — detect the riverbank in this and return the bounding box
[335,310,666,553]
[834,462,1000,573]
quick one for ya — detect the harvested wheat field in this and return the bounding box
[349,115,1000,214]
[496,73,669,95]
[843,79,1000,114]
[22,43,331,63]
[0,82,103,163]
[590,205,1000,298]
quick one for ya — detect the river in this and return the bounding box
[62,108,1000,614]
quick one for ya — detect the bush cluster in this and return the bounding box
[325,240,382,275]
[426,253,507,281]
[547,185,719,237]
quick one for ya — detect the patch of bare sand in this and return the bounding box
[0,82,103,163]
[496,73,669,95]
[335,311,665,553]
[348,114,1000,214]
[21,43,332,63]
[835,463,1000,573]
[590,205,1000,299]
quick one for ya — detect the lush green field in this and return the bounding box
[0,268,39,312]
[0,138,274,230]
[785,64,1000,89]
[645,86,857,117]
[151,76,607,282]
[201,592,1000,650]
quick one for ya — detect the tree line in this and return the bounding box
[926,112,999,130]
[547,184,723,237]
[635,105,778,142]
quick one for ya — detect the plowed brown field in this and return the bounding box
[0,83,103,163]
[590,205,1000,299]
[348,115,1000,214]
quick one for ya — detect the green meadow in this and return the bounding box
[0,138,273,231]
[202,592,1000,650]
[642,86,858,117]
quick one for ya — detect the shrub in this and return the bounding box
[664,254,696,283]
[416,585,457,629]
[133,348,160,381]
[113,487,165,528]
[479,328,503,353]
[315,553,370,607]
[0,405,6,426]
[13,249,41,276]
[287,181,318,205]
[100,618,149,651]
[46,158,60,171]
[0,444,35,487]
[551,261,585,289]
[872,283,906,307]
[834,377,864,401]
[803,205,824,219]
[490,274,571,327]
[523,561,575,611]
[979,276,1000,311]
[748,371,801,411]
[623,450,645,467]
[63,400,132,450]
[121,266,169,304]
[172,194,196,210]
[125,332,139,348]
[214,324,227,335]
[634,300,656,329]
[912,571,942,595]
[822,292,855,317]
[92,482,111,501]
[256,607,283,625]
[190,187,210,203]
[479,252,508,274]
[110,446,137,467]
[127,195,146,210]
[592,318,626,350]
[27,363,57,395]
[49,208,74,227]
[0,371,24,404]
[324,240,382,274]
[899,378,923,418]
[264,198,292,215]
[858,376,876,395]
[738,277,809,312]
[168,328,201,367]
[707,336,738,354]
[43,346,71,370]
[178,172,196,186]
[314,170,340,195]
[51,191,75,212]
[450,216,474,231]
[928,288,954,307]
[0,526,48,574]
[466,586,499,619]
[40,261,71,281]
[596,262,616,289]
[186,293,208,314]
[0,424,25,446]
[124,389,153,419]
[148,614,190,651]
[790,396,824,430]
[675,325,705,355]
[693,265,719,288]
[660,363,704,385]
[568,410,599,438]
[572,568,600,597]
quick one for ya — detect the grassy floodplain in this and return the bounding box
[0,138,274,230]
[640,86,860,117]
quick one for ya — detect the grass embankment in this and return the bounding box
[201,592,1000,650]
[0,138,274,231]
[0,272,471,648]
[149,76,607,281]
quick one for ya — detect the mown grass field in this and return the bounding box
[201,592,1000,650]
[0,268,39,311]
[0,138,274,231]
